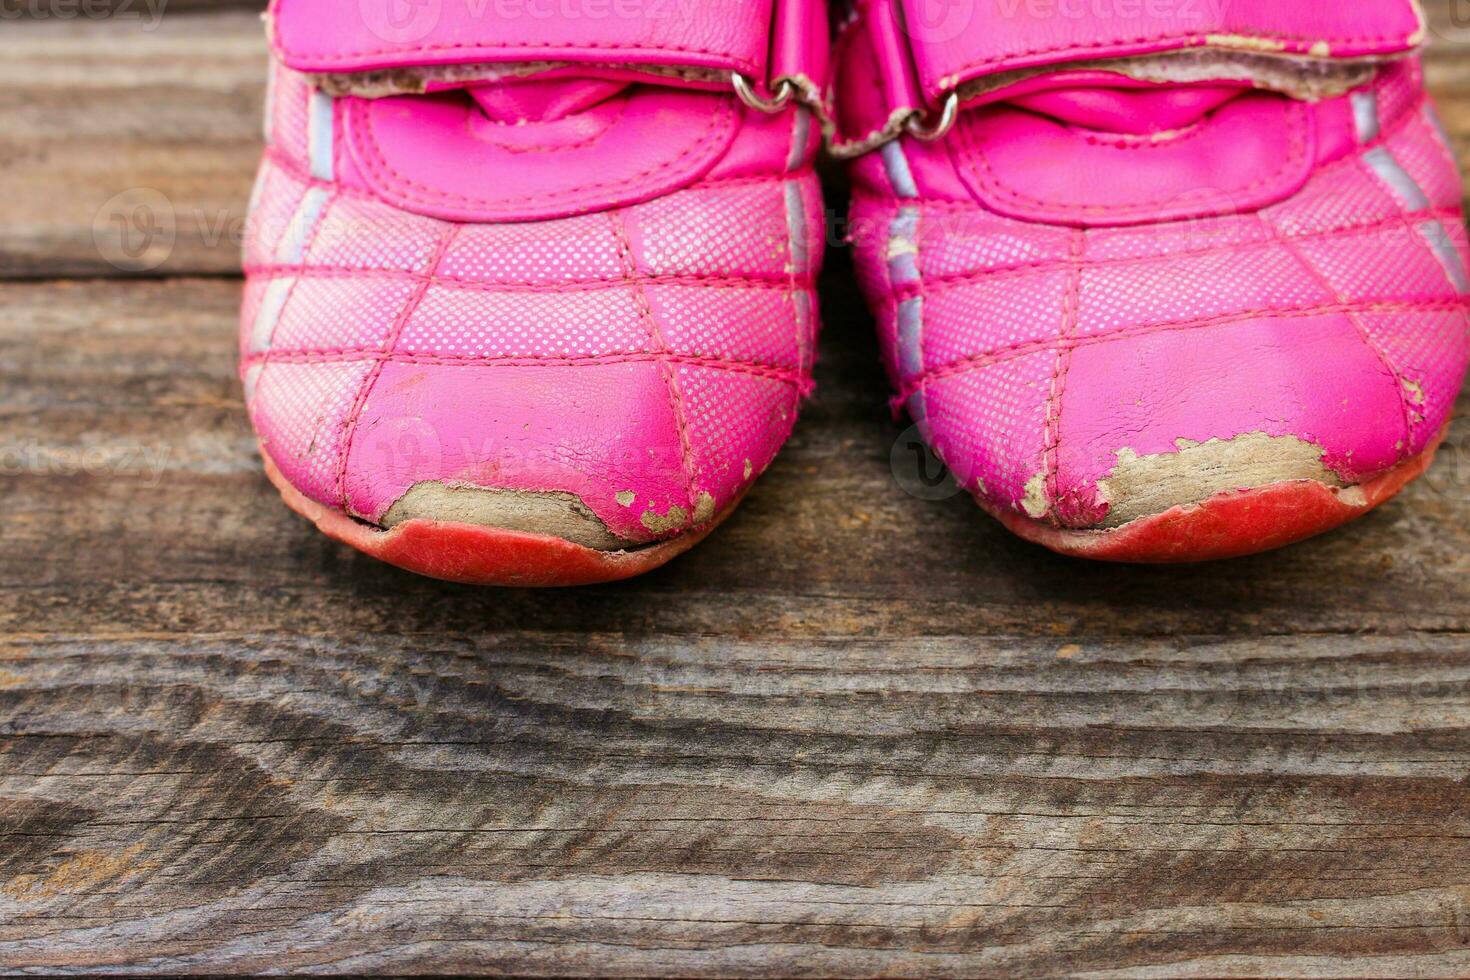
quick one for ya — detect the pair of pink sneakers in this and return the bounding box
[241,0,1470,584]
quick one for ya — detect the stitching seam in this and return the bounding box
[263,143,799,199]
[240,349,810,386]
[881,205,1464,298]
[609,211,700,521]
[892,299,1470,406]
[333,223,460,511]
[349,96,733,213]
[243,265,813,292]
[956,99,1311,218]
[1042,229,1085,515]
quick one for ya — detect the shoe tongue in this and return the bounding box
[1009,84,1245,135]
[468,78,628,123]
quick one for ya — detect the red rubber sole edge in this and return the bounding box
[986,428,1447,564]
[261,452,732,587]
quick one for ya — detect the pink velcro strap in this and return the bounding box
[268,0,776,77]
[901,0,1425,103]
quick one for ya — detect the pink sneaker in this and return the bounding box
[839,0,1470,562]
[241,0,828,584]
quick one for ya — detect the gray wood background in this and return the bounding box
[4,2,1470,974]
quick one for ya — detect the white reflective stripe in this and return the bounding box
[1351,89,1381,144]
[897,297,927,422]
[896,293,925,377]
[783,180,812,375]
[249,277,296,354]
[273,186,330,265]
[889,204,926,418]
[1425,103,1456,159]
[242,363,264,406]
[880,141,925,418]
[880,140,919,199]
[1365,147,1431,213]
[307,89,335,181]
[1417,220,1470,295]
[785,107,810,173]
[262,60,278,146]
[886,207,920,286]
[784,180,808,276]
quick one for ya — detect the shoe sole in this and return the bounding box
[261,451,734,587]
[984,424,1448,564]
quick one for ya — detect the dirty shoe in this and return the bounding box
[240,0,829,584]
[838,0,1470,561]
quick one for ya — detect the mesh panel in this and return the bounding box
[626,183,795,279]
[1078,245,1330,338]
[678,365,799,503]
[269,63,311,162]
[921,350,1055,508]
[1084,212,1267,263]
[1356,309,1470,455]
[920,269,1070,375]
[913,208,1073,279]
[397,285,649,358]
[305,194,447,273]
[242,161,310,268]
[1386,114,1466,209]
[252,360,375,506]
[438,212,627,283]
[1292,223,1458,303]
[644,284,804,369]
[268,276,421,354]
[1261,162,1396,236]
[1374,59,1422,131]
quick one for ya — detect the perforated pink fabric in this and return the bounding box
[851,60,1470,530]
[241,60,822,545]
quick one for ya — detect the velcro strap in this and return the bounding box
[267,0,776,77]
[834,0,1424,155]
[903,0,1425,103]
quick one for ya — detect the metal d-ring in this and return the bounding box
[905,91,959,142]
[732,73,796,114]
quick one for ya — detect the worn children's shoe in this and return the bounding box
[240,0,828,585]
[839,0,1470,562]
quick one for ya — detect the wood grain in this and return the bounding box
[0,15,263,277]
[4,2,1470,975]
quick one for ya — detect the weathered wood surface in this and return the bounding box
[5,3,1470,976]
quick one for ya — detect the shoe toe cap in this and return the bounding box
[918,305,1468,535]
[247,354,799,548]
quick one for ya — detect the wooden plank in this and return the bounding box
[0,15,264,277]
[3,6,1470,277]
[6,627,1470,974]
[6,0,261,17]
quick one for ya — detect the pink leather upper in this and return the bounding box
[950,77,1334,226]
[844,0,1470,532]
[345,87,742,222]
[242,0,825,546]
